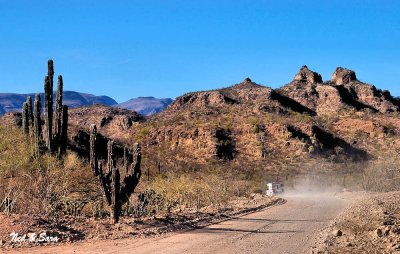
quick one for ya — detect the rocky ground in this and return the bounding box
[0,194,280,251]
[314,191,400,254]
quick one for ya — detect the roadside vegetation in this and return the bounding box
[1,119,400,220]
[0,121,269,221]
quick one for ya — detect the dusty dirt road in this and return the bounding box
[4,193,348,254]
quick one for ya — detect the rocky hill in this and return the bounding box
[64,104,144,159]
[127,66,400,174]
[278,66,400,114]
[68,104,144,140]
[3,66,400,175]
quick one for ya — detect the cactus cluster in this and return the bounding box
[89,124,142,223]
[21,60,69,156]
[33,94,42,156]
[22,101,29,135]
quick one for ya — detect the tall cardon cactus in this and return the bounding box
[21,60,69,157]
[89,124,142,224]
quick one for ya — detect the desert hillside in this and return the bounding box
[104,66,399,178]
[4,65,400,176]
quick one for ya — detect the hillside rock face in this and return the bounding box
[133,77,370,168]
[314,85,351,113]
[169,78,313,115]
[352,84,397,113]
[278,66,350,113]
[68,104,144,142]
[4,66,399,174]
[333,118,388,138]
[293,65,323,84]
[329,67,399,113]
[331,67,357,85]
[142,125,236,162]
[331,82,399,113]
[0,104,143,160]
[169,90,238,111]
[330,67,399,113]
[169,78,281,111]
[279,66,400,114]
[133,67,400,168]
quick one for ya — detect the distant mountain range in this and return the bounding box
[0,91,172,116]
[117,97,173,116]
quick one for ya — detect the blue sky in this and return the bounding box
[0,0,399,102]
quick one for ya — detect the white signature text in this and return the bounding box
[10,232,59,243]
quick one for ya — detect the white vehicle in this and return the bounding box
[266,182,284,196]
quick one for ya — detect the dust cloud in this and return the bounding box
[281,173,350,200]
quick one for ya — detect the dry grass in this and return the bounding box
[145,172,251,214]
[0,124,32,177]
[0,123,269,221]
[1,120,398,223]
[0,123,100,217]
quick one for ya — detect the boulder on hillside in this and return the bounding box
[293,65,323,84]
[331,67,357,85]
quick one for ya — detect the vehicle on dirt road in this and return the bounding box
[266,182,285,196]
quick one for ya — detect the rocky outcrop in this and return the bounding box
[68,104,144,142]
[340,83,398,113]
[169,91,238,110]
[329,67,399,113]
[136,125,236,163]
[293,65,323,84]
[169,78,315,116]
[223,79,274,101]
[132,76,372,166]
[278,66,347,113]
[314,85,351,113]
[279,66,400,114]
[169,78,273,111]
[331,67,357,85]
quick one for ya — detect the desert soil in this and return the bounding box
[315,191,400,254]
[3,192,349,254]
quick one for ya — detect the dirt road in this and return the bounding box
[5,192,348,254]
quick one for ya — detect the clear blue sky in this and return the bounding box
[0,0,399,102]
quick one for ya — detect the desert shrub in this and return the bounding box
[0,124,33,177]
[361,161,400,192]
[134,127,150,142]
[0,123,101,217]
[150,173,229,212]
[130,170,255,217]
[290,112,312,123]
[0,152,100,217]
